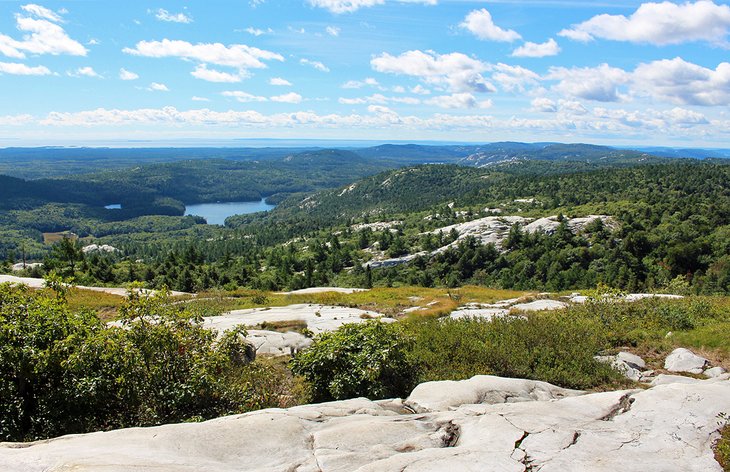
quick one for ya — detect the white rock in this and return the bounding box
[617,352,646,370]
[404,375,584,413]
[650,374,703,386]
[511,300,568,312]
[448,308,510,321]
[82,244,119,254]
[277,287,369,295]
[11,262,42,272]
[3,376,729,471]
[594,355,642,382]
[664,348,709,374]
[704,366,727,378]
[0,274,188,297]
[245,329,312,356]
[205,304,394,335]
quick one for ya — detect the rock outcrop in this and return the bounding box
[2,375,728,471]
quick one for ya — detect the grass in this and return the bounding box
[42,231,78,245]
[716,421,730,472]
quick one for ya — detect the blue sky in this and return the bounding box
[0,0,729,146]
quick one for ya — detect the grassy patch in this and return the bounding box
[716,422,730,472]
[257,319,309,334]
[65,287,124,321]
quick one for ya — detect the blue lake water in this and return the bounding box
[184,199,276,225]
[105,203,121,209]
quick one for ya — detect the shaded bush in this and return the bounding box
[0,283,288,442]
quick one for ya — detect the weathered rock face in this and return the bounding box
[664,347,710,374]
[2,375,728,472]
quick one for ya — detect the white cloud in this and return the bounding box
[271,92,303,103]
[512,38,560,58]
[87,38,100,46]
[632,57,730,106]
[21,4,63,22]
[308,0,385,14]
[270,77,292,86]
[531,97,557,113]
[191,64,243,83]
[191,96,210,102]
[460,8,521,42]
[371,50,495,93]
[300,58,330,72]
[68,66,101,78]
[558,99,588,115]
[559,1,730,46]
[491,63,539,92]
[123,39,283,70]
[547,64,631,102]
[244,27,273,36]
[148,82,169,92]
[410,84,430,95]
[339,93,420,105]
[222,90,267,102]
[119,68,139,80]
[0,113,34,125]
[426,93,492,109]
[307,0,435,14]
[0,6,87,58]
[342,77,379,89]
[0,61,51,75]
[326,26,341,36]
[153,8,193,24]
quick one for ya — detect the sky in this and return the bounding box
[0,0,729,147]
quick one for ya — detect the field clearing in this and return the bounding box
[42,231,78,245]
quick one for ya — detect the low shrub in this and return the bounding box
[290,321,419,402]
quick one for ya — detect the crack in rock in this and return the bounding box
[600,392,636,421]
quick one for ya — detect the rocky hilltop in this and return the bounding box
[2,374,728,471]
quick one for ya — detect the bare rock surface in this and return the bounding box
[1,375,728,472]
[0,274,188,297]
[205,304,394,335]
[511,299,568,312]
[245,329,312,356]
[276,287,369,295]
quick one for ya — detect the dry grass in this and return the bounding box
[42,231,78,245]
[65,288,124,321]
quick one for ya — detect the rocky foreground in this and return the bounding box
[2,374,728,471]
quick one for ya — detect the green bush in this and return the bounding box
[406,313,621,390]
[0,283,286,442]
[290,321,419,402]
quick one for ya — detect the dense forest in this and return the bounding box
[4,154,728,295]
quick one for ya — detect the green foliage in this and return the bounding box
[716,413,730,472]
[290,321,419,402]
[0,283,286,442]
[406,313,620,390]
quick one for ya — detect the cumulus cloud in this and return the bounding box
[0,5,87,58]
[512,38,560,58]
[0,61,51,75]
[123,39,283,70]
[119,68,139,80]
[270,77,292,86]
[531,97,557,113]
[271,92,303,103]
[632,57,730,106]
[491,63,540,92]
[300,58,330,72]
[148,82,169,92]
[426,93,492,109]
[326,26,341,36]
[410,84,430,95]
[68,66,102,78]
[339,93,420,105]
[153,9,192,24]
[308,0,384,14]
[547,64,631,102]
[371,49,495,93]
[222,90,267,102]
[0,113,34,125]
[460,8,521,42]
[559,0,730,46]
[191,64,243,83]
[191,96,210,102]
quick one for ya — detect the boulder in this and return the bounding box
[594,354,642,382]
[617,351,646,370]
[664,348,709,374]
[245,329,312,356]
[704,366,727,378]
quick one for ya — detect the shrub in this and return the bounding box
[290,321,419,402]
[0,283,286,442]
[406,312,621,390]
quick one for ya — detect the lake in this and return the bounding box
[184,199,276,225]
